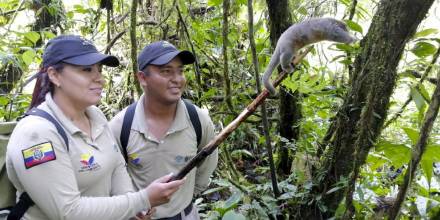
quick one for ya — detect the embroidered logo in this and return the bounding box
[128,153,141,167]
[22,142,56,169]
[174,155,193,165]
[79,153,101,172]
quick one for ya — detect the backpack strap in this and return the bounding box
[120,102,137,162]
[183,99,202,149]
[6,192,34,220]
[26,108,69,151]
[8,108,69,220]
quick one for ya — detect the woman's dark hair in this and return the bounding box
[29,63,64,109]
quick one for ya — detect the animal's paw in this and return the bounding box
[282,64,295,73]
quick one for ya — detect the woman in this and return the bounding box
[6,35,184,220]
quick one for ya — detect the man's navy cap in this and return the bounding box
[137,41,195,71]
[42,35,119,68]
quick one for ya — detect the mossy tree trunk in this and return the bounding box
[306,0,435,218]
[265,0,300,177]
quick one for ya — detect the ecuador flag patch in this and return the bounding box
[22,142,56,169]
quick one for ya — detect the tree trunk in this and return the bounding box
[308,0,435,218]
[222,0,234,112]
[265,0,299,178]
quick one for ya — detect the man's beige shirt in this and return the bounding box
[109,96,218,218]
[6,94,150,220]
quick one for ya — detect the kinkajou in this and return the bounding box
[262,17,357,94]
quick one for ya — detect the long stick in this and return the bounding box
[169,48,312,181]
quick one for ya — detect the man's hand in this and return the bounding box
[146,173,185,207]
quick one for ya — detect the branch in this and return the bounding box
[0,6,25,17]
[406,70,438,84]
[104,20,158,54]
[2,0,25,38]
[389,68,440,219]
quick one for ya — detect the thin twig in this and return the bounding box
[247,0,280,199]
[175,4,203,104]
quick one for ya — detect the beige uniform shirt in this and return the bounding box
[109,96,218,218]
[6,94,150,220]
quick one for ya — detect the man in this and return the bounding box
[110,41,218,220]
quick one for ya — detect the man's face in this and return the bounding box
[139,57,186,105]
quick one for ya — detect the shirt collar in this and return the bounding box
[132,94,189,135]
[44,93,107,137]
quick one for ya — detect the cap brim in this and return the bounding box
[150,50,195,66]
[63,53,120,67]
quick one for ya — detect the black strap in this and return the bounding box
[120,100,202,162]
[6,192,34,220]
[183,99,202,148]
[26,108,69,151]
[120,102,137,162]
[7,108,70,219]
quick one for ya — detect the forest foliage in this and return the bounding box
[1,0,440,219]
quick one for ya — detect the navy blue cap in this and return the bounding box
[42,35,119,68]
[137,41,195,71]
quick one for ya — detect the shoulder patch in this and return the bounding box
[22,142,56,169]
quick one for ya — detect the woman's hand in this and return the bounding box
[134,208,156,220]
[146,173,185,207]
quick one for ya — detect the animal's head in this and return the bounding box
[326,18,357,44]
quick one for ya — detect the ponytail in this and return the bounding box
[28,63,64,110]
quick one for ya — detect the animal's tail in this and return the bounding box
[262,49,279,94]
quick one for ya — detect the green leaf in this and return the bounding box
[223,192,241,210]
[22,49,36,66]
[414,28,439,38]
[411,42,437,58]
[421,145,440,185]
[375,140,411,167]
[326,186,342,195]
[203,186,226,195]
[417,84,431,103]
[222,210,246,220]
[345,20,363,34]
[208,0,222,6]
[231,149,254,158]
[403,127,419,145]
[298,6,308,15]
[367,153,390,171]
[235,0,247,5]
[73,4,89,13]
[410,87,427,112]
[43,31,56,40]
[0,96,9,106]
[334,43,354,52]
[24,31,40,44]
